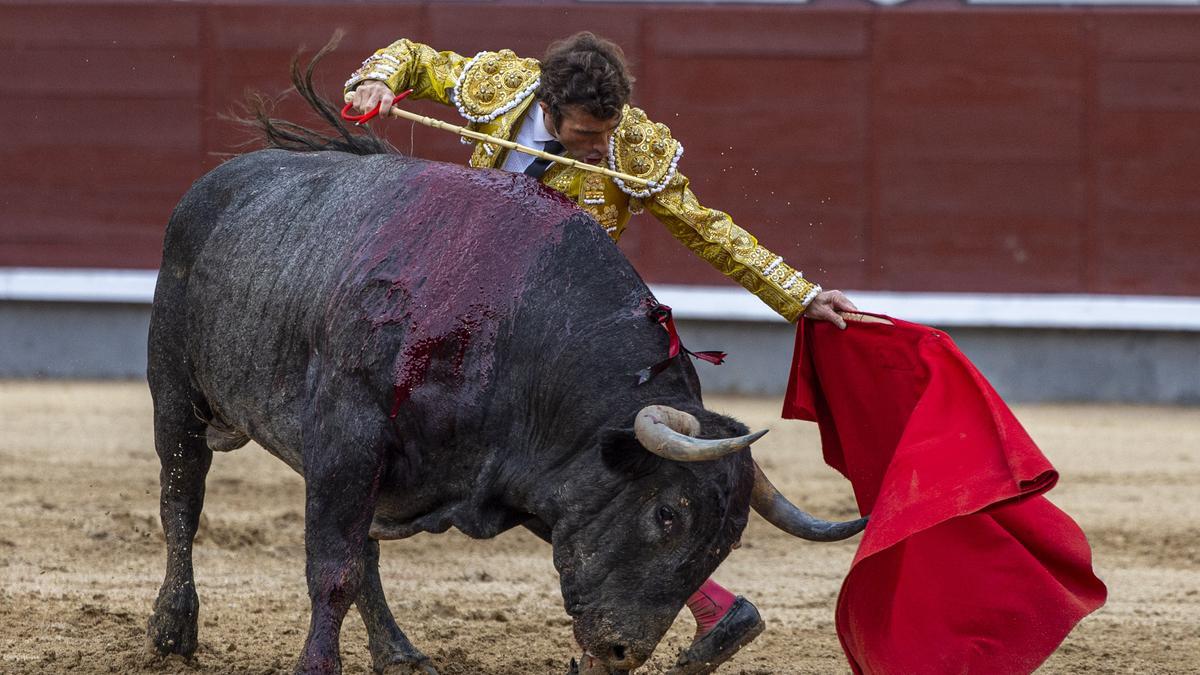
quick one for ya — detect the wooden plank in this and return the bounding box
[1097,111,1200,164]
[0,239,163,269]
[876,14,1084,69]
[0,187,182,230]
[878,161,1085,219]
[0,217,166,244]
[1098,158,1200,213]
[876,145,1086,292]
[876,62,1084,108]
[877,214,1084,293]
[627,161,869,289]
[877,106,1081,163]
[1093,213,1200,294]
[633,49,870,288]
[0,48,200,97]
[1,98,199,150]
[646,8,869,58]
[207,6,422,50]
[426,4,640,62]
[874,36,1085,161]
[1097,62,1200,112]
[1096,14,1200,61]
[2,1,1197,299]
[200,47,368,107]
[0,6,199,49]
[647,57,869,161]
[199,43,367,171]
[0,147,201,194]
[0,191,175,269]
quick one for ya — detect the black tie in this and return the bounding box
[524,140,564,179]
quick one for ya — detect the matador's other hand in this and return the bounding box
[802,290,858,330]
[350,80,397,117]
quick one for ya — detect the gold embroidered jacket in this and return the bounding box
[346,39,820,321]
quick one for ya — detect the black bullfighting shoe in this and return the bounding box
[668,596,765,674]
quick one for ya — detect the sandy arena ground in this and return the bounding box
[1,380,1198,674]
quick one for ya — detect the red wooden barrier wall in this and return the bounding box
[2,1,1197,296]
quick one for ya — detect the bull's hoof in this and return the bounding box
[667,596,765,675]
[145,589,200,658]
[380,660,437,675]
[372,642,437,675]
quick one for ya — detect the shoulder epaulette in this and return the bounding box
[451,49,541,124]
[608,106,684,199]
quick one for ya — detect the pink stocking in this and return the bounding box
[685,578,736,637]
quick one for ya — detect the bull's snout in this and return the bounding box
[599,643,638,670]
[576,646,639,673]
[573,615,656,672]
[577,638,648,671]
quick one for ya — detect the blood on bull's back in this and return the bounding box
[152,148,669,471]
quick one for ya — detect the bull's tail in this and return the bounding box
[232,31,395,157]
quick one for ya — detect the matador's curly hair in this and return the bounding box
[538,32,634,129]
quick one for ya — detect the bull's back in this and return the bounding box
[151,149,588,461]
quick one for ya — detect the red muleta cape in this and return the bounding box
[783,314,1107,675]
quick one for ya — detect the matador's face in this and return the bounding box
[542,103,620,166]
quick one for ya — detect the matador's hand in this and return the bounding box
[802,290,858,330]
[349,80,398,117]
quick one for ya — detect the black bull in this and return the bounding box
[144,111,865,674]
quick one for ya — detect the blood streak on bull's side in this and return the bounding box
[331,163,580,415]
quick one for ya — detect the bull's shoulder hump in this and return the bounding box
[221,148,388,173]
[421,163,581,214]
[193,150,415,191]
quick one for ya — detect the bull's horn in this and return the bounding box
[751,461,868,541]
[633,405,767,462]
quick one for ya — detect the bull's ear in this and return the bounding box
[599,428,662,478]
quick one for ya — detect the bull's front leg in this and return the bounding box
[355,539,437,674]
[296,384,390,675]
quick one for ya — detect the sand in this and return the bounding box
[1,381,1197,674]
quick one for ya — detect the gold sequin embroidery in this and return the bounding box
[455,50,540,122]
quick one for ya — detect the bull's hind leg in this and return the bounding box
[145,380,213,658]
[296,375,391,675]
[355,539,437,674]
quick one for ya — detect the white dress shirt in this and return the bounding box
[499,103,558,174]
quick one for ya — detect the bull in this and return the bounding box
[145,52,866,675]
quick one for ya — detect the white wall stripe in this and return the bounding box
[2,268,1198,331]
[648,285,1200,332]
[0,268,158,304]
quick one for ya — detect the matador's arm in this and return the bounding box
[609,108,821,323]
[645,172,821,323]
[344,38,468,106]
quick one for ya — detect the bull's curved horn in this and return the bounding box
[751,461,868,541]
[633,405,767,462]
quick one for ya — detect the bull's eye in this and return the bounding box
[657,505,677,527]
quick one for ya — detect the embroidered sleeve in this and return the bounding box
[344,38,468,105]
[646,171,821,323]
